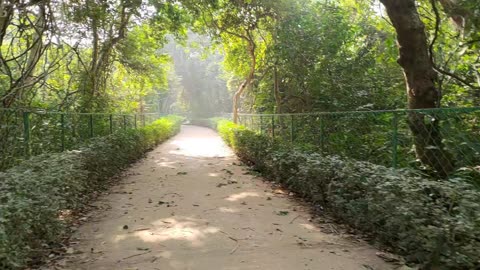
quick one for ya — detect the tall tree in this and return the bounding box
[64,0,142,110]
[380,0,454,176]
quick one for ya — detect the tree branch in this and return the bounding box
[429,0,479,90]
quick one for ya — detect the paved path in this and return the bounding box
[60,125,393,270]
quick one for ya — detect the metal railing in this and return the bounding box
[0,108,163,171]
[236,107,480,175]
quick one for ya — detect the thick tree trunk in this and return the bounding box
[380,0,454,177]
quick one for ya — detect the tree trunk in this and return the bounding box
[233,41,256,124]
[273,65,281,114]
[83,2,131,111]
[380,0,454,177]
[19,5,46,92]
[1,4,46,108]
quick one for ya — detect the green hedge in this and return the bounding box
[214,119,480,269]
[0,115,183,269]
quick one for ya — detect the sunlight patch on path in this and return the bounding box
[135,217,220,247]
[167,125,233,158]
[226,192,261,202]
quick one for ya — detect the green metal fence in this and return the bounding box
[0,108,163,171]
[236,107,480,175]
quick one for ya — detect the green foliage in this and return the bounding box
[0,116,183,269]
[214,119,480,269]
[215,119,246,149]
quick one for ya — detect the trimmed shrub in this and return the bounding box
[0,116,183,269]
[214,119,480,269]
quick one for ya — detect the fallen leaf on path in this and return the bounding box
[123,225,129,230]
[119,250,152,261]
[277,211,289,216]
[222,169,233,175]
[289,215,300,224]
[177,172,188,175]
[132,228,150,232]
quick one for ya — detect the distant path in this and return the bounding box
[58,125,393,270]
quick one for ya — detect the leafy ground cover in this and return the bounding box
[0,116,183,269]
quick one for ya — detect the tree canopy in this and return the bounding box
[0,0,478,117]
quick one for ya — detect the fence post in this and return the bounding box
[290,115,295,143]
[123,115,127,130]
[109,114,113,134]
[89,114,94,138]
[392,112,399,168]
[61,114,65,151]
[72,114,76,141]
[134,114,137,129]
[319,115,325,153]
[23,112,30,157]
[272,115,275,138]
[260,115,263,134]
